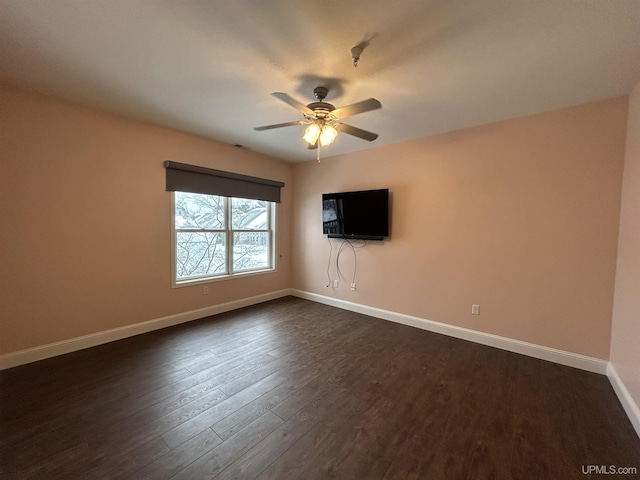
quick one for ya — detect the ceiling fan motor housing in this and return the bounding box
[313,86,329,101]
[306,87,335,119]
[306,102,335,114]
[305,87,336,120]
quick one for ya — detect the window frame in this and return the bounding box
[171,192,277,287]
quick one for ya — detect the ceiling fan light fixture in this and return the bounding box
[319,124,338,146]
[255,87,381,153]
[303,123,321,144]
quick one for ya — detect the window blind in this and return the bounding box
[164,161,284,203]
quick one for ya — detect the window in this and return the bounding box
[165,161,283,285]
[173,191,276,284]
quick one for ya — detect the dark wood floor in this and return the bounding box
[1,297,638,479]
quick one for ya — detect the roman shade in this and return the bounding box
[164,161,284,203]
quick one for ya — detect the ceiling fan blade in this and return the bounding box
[271,92,314,115]
[332,98,382,119]
[254,120,306,131]
[335,122,379,141]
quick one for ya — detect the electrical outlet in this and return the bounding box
[203,285,209,295]
[333,280,339,288]
[350,283,356,291]
[471,304,480,315]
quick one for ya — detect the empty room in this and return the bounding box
[1,1,639,479]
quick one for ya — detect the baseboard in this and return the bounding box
[607,363,640,438]
[290,289,609,375]
[1,288,610,377]
[0,289,292,371]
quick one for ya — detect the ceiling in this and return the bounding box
[2,1,640,163]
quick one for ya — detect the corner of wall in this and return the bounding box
[609,78,640,439]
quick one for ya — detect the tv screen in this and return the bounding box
[322,188,389,240]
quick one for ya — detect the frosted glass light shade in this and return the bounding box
[303,124,321,144]
[319,125,337,146]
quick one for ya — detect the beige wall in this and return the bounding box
[611,81,640,408]
[0,82,630,364]
[0,83,292,355]
[292,97,628,360]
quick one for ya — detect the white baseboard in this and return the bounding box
[607,363,640,439]
[290,289,609,375]
[0,289,292,371]
[1,288,610,377]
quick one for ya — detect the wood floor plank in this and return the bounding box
[123,428,222,480]
[508,358,553,480]
[253,336,423,480]
[566,368,640,470]
[542,363,590,480]
[217,311,377,399]
[210,351,350,441]
[269,322,400,421]
[213,378,364,480]
[1,296,638,480]
[85,387,228,459]
[457,348,519,480]
[161,365,294,449]
[370,339,466,479]
[170,412,284,480]
[307,341,463,479]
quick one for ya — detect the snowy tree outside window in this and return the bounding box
[174,192,275,282]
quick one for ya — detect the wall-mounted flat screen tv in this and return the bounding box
[322,188,389,240]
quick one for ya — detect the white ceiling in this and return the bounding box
[2,0,640,162]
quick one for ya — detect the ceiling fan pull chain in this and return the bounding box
[317,141,321,163]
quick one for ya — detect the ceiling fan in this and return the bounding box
[254,86,381,151]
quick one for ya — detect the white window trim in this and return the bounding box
[171,193,277,288]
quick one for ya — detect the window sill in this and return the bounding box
[172,267,277,289]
